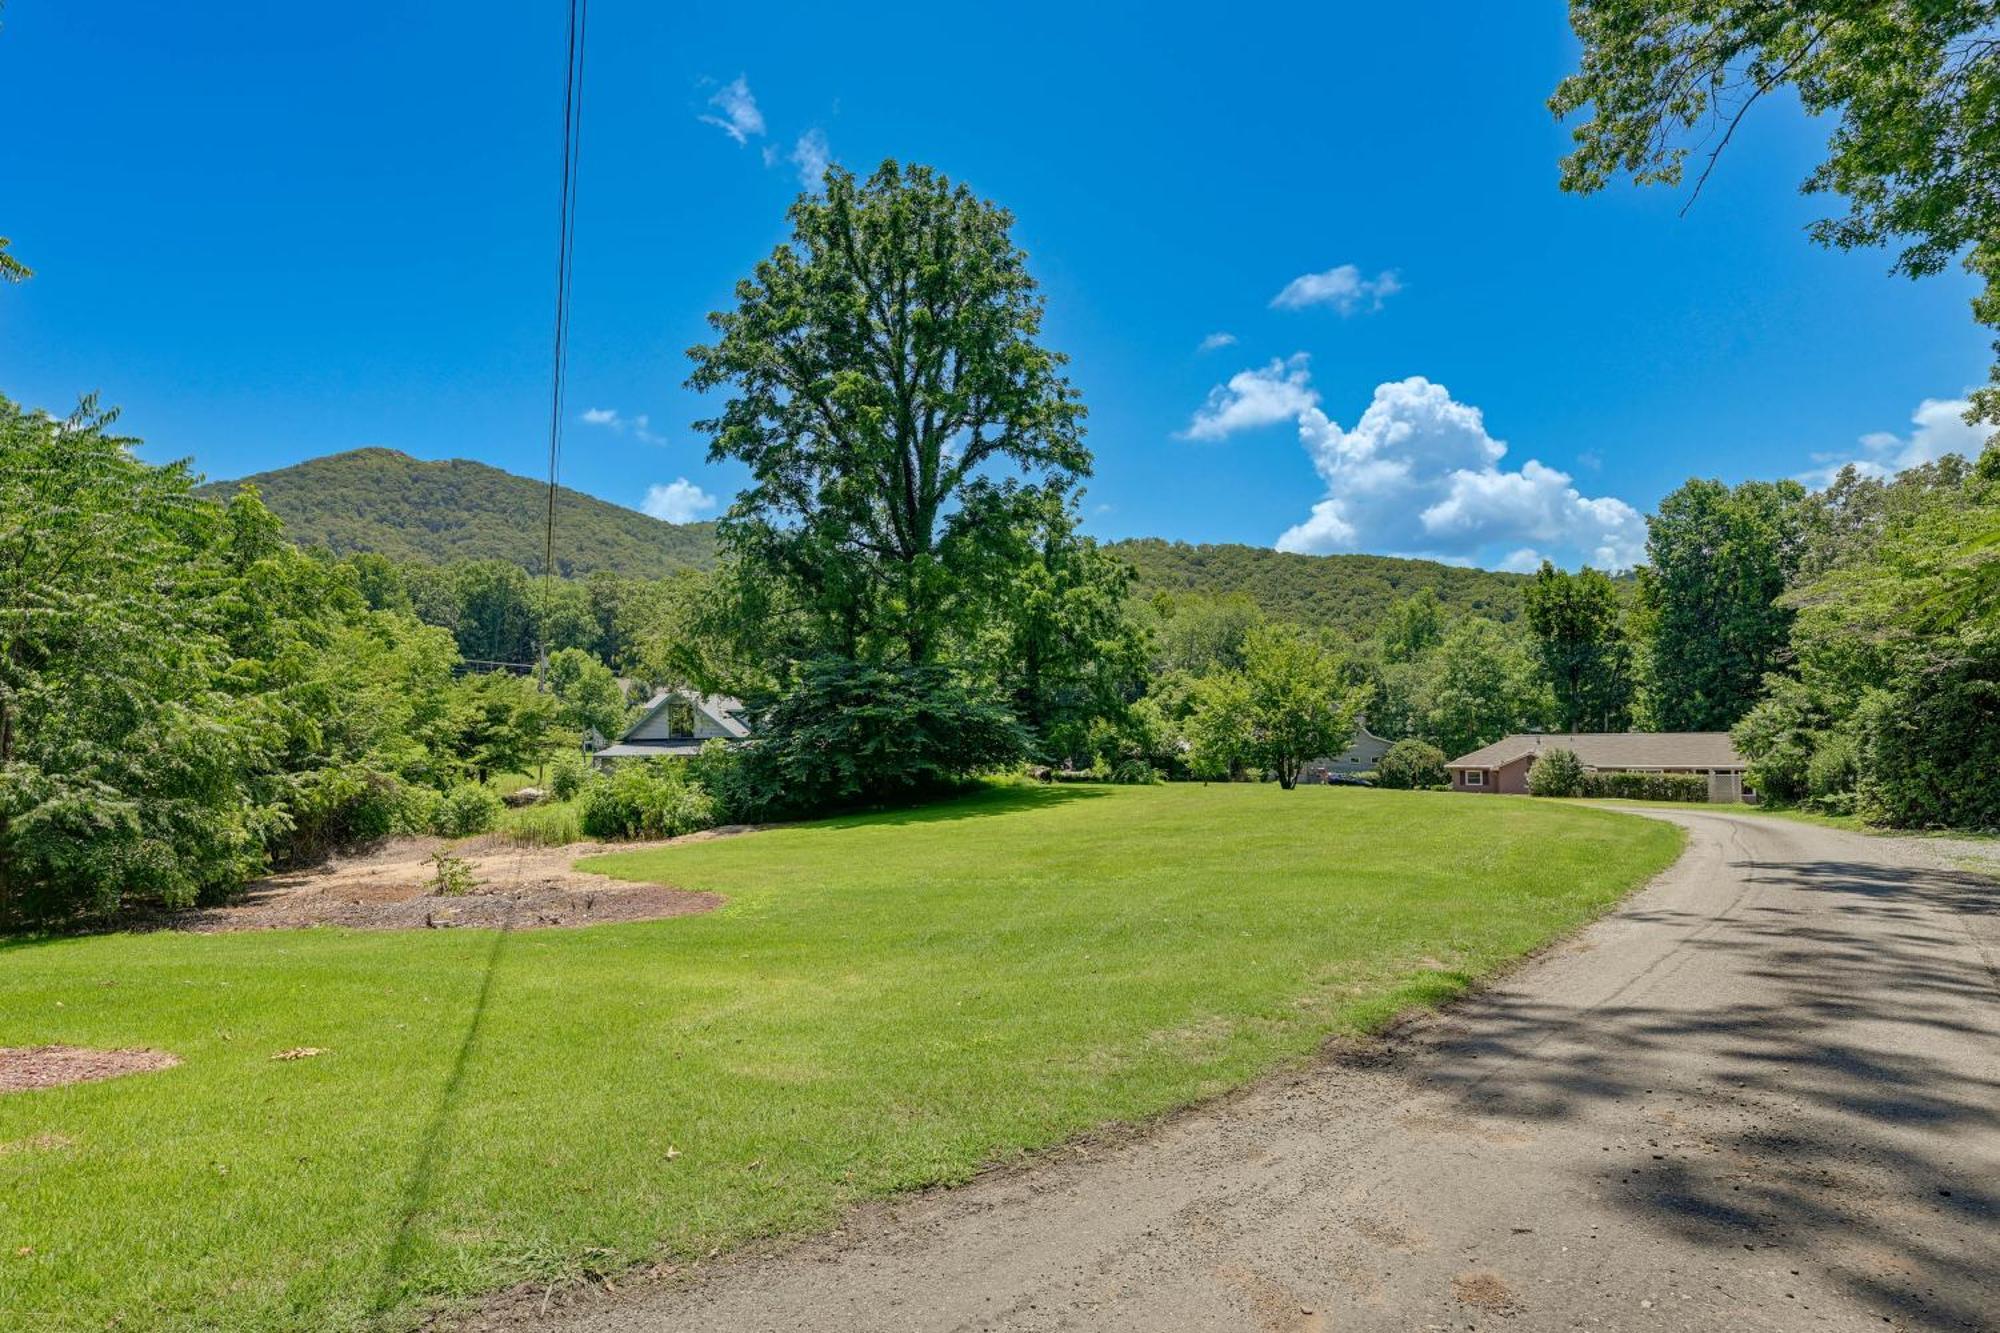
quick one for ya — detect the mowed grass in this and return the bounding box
[0,784,1681,1332]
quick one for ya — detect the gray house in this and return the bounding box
[1445,732,1752,802]
[592,689,750,762]
[1301,718,1394,783]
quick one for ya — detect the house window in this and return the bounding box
[1463,770,1484,787]
[667,698,697,738]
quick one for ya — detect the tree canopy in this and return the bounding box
[1553,1,2000,428]
[690,160,1088,667]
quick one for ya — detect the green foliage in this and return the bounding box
[1552,2,2000,427]
[731,658,1030,816]
[545,646,627,741]
[548,749,588,802]
[1526,746,1587,798]
[425,849,477,896]
[200,448,717,578]
[1117,540,1526,637]
[1184,624,1370,790]
[577,761,718,840]
[1524,561,1632,731]
[690,161,1087,668]
[1579,770,1710,803]
[448,672,557,783]
[1403,617,1554,759]
[1375,738,1447,790]
[1805,732,1859,809]
[0,235,28,283]
[1637,478,1805,730]
[431,783,501,838]
[0,397,261,922]
[497,799,584,848]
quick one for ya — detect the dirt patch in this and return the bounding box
[165,832,741,933]
[0,1045,180,1094]
[1451,1269,1523,1316]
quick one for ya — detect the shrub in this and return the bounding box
[1578,770,1710,803]
[1109,758,1159,785]
[1375,739,1447,790]
[548,750,589,802]
[425,849,478,896]
[390,784,443,836]
[578,761,719,840]
[727,658,1029,818]
[1527,747,1586,797]
[432,783,502,838]
[1805,732,1859,807]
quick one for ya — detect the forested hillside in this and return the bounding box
[1112,538,1528,630]
[211,451,1527,636]
[201,447,719,577]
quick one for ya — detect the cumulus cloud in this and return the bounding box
[1270,265,1401,314]
[1802,395,1993,485]
[699,76,765,145]
[790,129,832,187]
[579,407,664,446]
[641,478,718,524]
[1179,354,1319,442]
[1180,361,1642,569]
[1274,376,1646,569]
[1197,331,1238,353]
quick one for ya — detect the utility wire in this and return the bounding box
[537,0,588,687]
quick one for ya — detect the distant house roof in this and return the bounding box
[623,690,751,741]
[593,739,710,760]
[1446,732,1745,771]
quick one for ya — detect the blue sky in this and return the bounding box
[2,2,1990,570]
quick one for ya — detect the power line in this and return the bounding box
[537,0,588,685]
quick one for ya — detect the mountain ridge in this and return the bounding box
[205,448,1528,630]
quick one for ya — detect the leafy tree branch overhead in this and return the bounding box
[1552,1,2000,427]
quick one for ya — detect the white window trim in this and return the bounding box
[1463,769,1485,787]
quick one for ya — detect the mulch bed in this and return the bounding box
[170,882,723,933]
[0,1045,180,1094]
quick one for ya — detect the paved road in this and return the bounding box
[512,810,2000,1333]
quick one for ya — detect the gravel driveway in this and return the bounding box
[495,808,2000,1333]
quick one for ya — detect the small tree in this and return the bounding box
[1527,747,1587,798]
[1376,738,1446,790]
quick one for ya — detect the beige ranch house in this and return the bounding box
[1445,732,1753,803]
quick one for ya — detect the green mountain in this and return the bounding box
[201,447,718,578]
[210,450,1529,631]
[1112,538,1526,629]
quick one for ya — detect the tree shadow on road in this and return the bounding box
[1411,852,1999,1331]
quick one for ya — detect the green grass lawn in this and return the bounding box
[0,784,1681,1332]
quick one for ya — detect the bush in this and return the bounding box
[1527,747,1586,797]
[1805,732,1859,806]
[578,761,719,840]
[1578,770,1710,803]
[1108,758,1159,785]
[425,850,478,896]
[727,658,1030,818]
[1375,739,1446,790]
[432,783,502,838]
[548,750,588,802]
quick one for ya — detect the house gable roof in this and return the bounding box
[1446,732,1744,771]
[620,689,750,743]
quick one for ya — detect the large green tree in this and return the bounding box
[1553,1,2000,430]
[1637,477,1806,730]
[688,161,1088,667]
[1524,561,1633,731]
[1186,624,1370,790]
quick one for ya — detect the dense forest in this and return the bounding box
[201,448,719,578]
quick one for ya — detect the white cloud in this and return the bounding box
[699,76,765,145]
[641,478,718,524]
[1498,548,1548,574]
[1270,265,1401,315]
[1176,365,1643,570]
[1197,331,1238,353]
[1179,354,1319,442]
[578,407,663,446]
[1802,395,1993,485]
[790,128,832,187]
